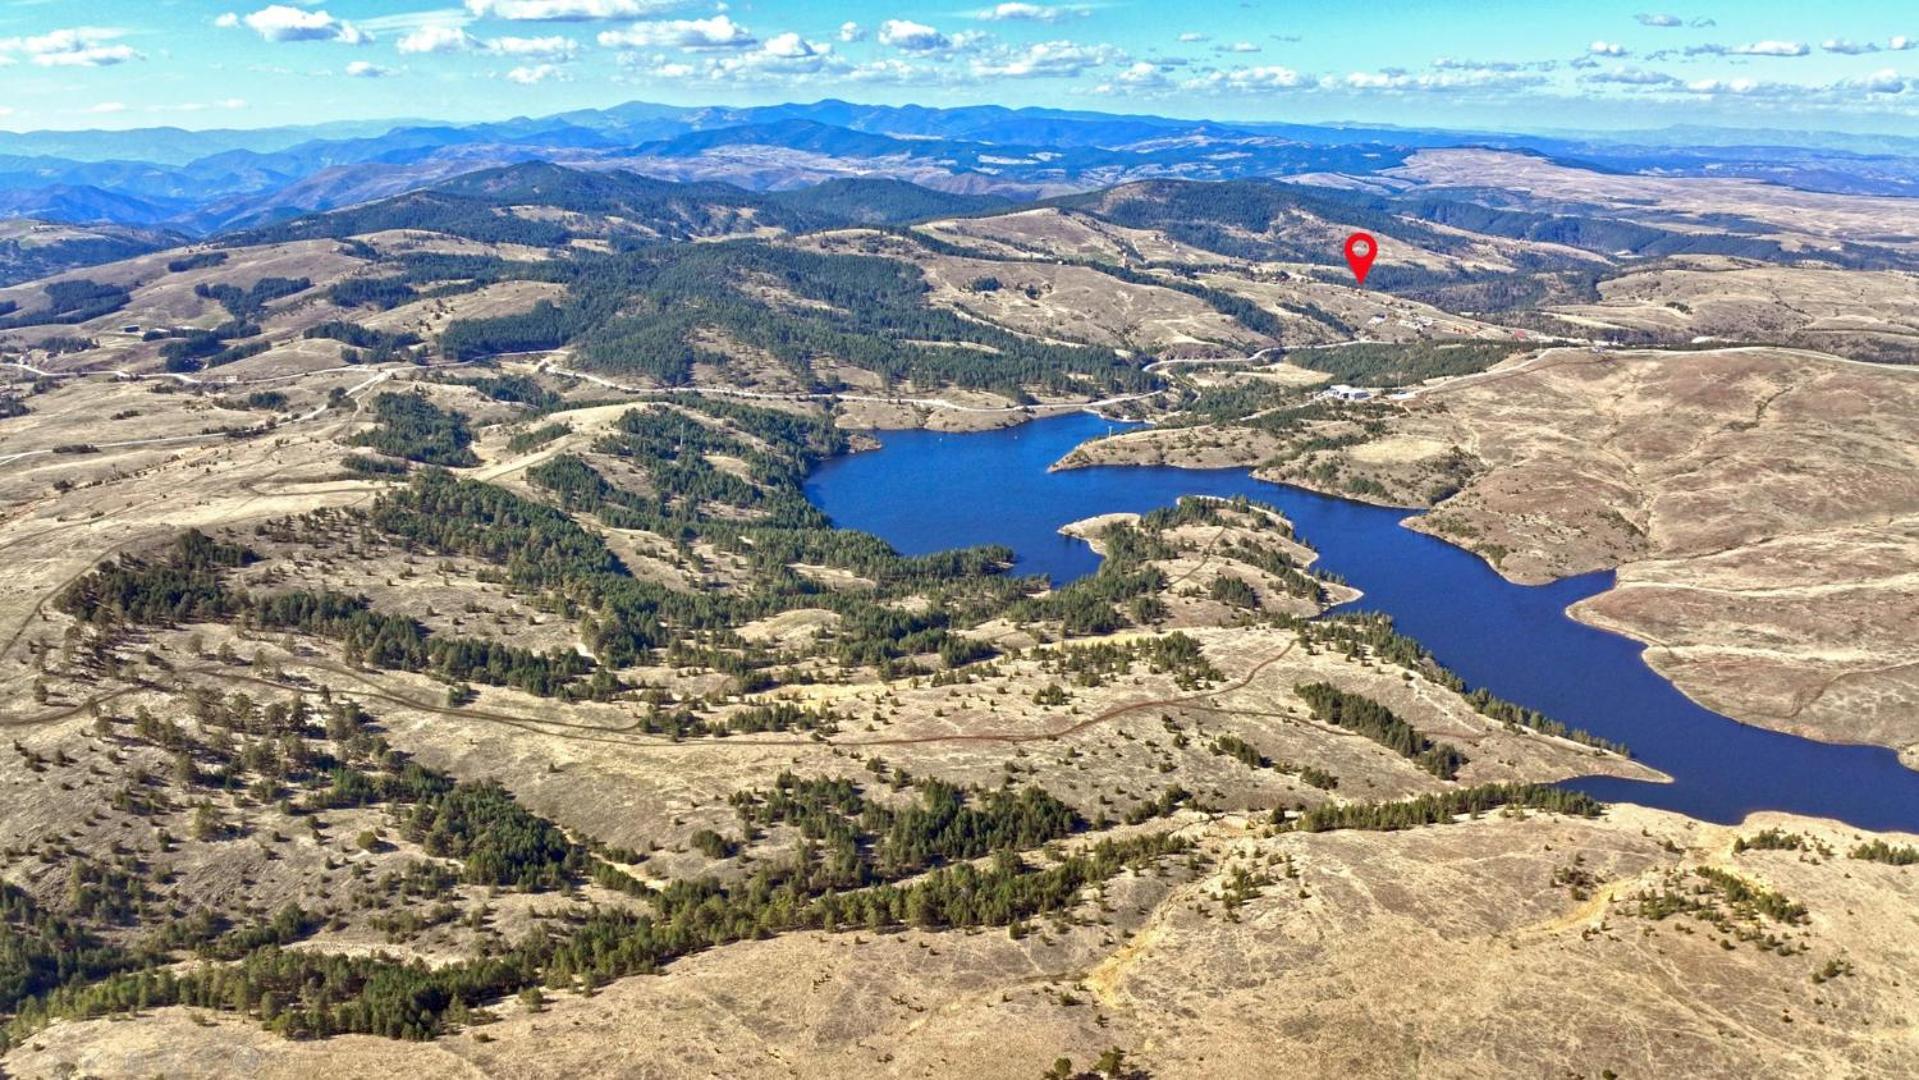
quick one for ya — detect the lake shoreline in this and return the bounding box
[806,412,1919,832]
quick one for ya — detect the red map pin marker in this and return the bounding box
[1344,232,1377,286]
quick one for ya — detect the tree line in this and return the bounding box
[1294,681,1469,780]
[57,530,598,698]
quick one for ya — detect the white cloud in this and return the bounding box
[1684,77,1770,94]
[597,15,755,50]
[0,28,143,68]
[398,25,476,54]
[1589,40,1629,57]
[761,32,818,60]
[232,6,371,45]
[214,13,240,29]
[1177,32,1209,43]
[1657,70,1910,100]
[1338,71,1395,89]
[1892,36,1913,51]
[976,3,1089,22]
[1182,65,1304,92]
[1687,40,1809,57]
[621,32,845,83]
[1734,40,1809,56]
[745,35,835,70]
[465,0,671,19]
[1634,13,1682,27]
[506,63,566,83]
[1821,38,1878,55]
[345,59,394,77]
[840,57,966,85]
[88,101,127,113]
[1432,57,1551,72]
[877,19,983,54]
[396,26,581,59]
[838,22,865,43]
[971,39,1124,78]
[1092,60,1171,94]
[1845,68,1906,93]
[1581,65,1681,86]
[39,44,140,67]
[357,10,476,35]
[1337,68,1546,92]
[489,35,580,59]
[1215,41,1261,54]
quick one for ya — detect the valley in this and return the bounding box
[0,119,1915,1080]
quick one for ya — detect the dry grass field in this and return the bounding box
[2,157,1917,1078]
[1111,344,1919,761]
[1548,257,1919,360]
[1384,149,1919,259]
[8,804,1914,1080]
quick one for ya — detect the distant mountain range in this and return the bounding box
[219,162,1015,250]
[0,100,1913,245]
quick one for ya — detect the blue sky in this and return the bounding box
[0,1,1914,134]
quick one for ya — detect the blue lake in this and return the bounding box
[804,412,1919,832]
